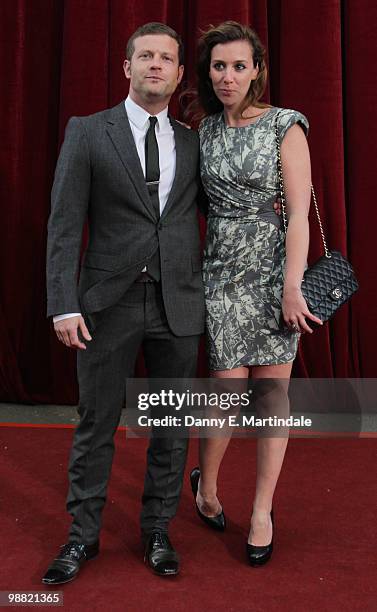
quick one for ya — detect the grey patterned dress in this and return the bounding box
[199,107,309,370]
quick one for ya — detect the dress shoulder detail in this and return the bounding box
[198,113,221,136]
[275,108,309,141]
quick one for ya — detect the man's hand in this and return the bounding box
[54,315,92,350]
[273,198,282,215]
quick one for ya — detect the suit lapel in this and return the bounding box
[160,117,191,220]
[106,102,157,221]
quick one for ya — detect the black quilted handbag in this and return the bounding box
[274,114,359,327]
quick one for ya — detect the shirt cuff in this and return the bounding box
[53,313,81,323]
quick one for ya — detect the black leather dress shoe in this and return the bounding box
[144,532,179,576]
[190,467,226,531]
[42,541,99,585]
[246,509,274,567]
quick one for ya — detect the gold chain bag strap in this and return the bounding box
[274,112,358,327]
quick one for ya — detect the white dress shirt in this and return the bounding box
[125,95,176,213]
[53,96,176,323]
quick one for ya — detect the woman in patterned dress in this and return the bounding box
[190,21,322,565]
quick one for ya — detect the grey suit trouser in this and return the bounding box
[66,281,200,544]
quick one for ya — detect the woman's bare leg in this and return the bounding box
[248,362,293,545]
[196,366,249,517]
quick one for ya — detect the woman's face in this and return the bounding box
[209,40,259,110]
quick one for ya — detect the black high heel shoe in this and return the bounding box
[246,509,274,567]
[189,467,226,532]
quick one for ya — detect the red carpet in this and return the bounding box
[0,426,376,611]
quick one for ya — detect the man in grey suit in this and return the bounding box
[42,22,205,583]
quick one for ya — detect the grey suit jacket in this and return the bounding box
[46,101,206,336]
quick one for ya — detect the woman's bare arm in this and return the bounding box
[280,124,323,333]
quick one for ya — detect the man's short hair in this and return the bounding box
[126,22,184,66]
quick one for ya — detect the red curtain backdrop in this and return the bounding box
[1,0,376,403]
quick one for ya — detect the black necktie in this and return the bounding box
[145,116,160,218]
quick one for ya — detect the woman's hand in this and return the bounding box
[282,287,323,334]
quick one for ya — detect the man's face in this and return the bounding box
[124,34,184,108]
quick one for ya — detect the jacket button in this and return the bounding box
[158,223,163,230]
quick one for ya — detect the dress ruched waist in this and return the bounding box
[207,209,282,230]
